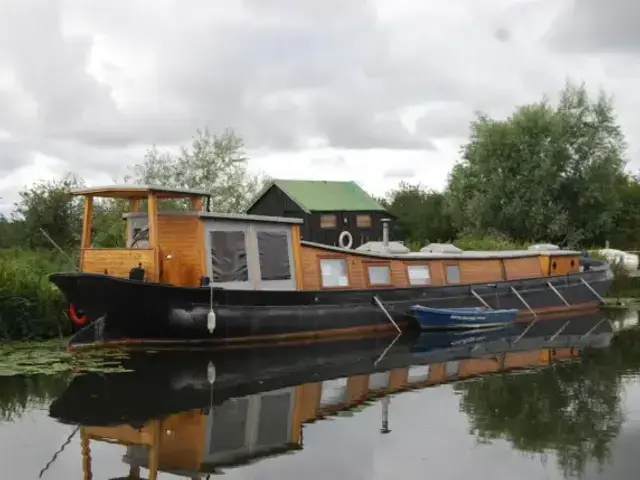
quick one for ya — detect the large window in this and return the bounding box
[367,264,391,286]
[407,265,431,285]
[445,264,461,284]
[320,214,337,229]
[210,231,248,282]
[257,231,291,281]
[356,214,372,228]
[320,258,349,287]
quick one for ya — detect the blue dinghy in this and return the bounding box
[409,305,518,330]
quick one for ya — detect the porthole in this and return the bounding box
[570,259,575,267]
[552,261,557,270]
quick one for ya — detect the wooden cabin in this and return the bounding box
[78,343,582,479]
[73,185,581,291]
[244,179,396,248]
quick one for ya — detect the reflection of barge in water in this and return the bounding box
[48,186,613,350]
[49,313,614,479]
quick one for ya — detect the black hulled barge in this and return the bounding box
[48,185,614,349]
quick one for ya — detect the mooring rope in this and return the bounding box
[38,425,80,478]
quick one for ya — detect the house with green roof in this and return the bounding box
[245,179,395,248]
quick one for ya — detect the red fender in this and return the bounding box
[69,303,87,326]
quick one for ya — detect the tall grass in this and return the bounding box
[0,249,72,341]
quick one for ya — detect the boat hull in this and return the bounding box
[410,306,518,330]
[49,264,613,349]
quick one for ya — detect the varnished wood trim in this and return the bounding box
[129,199,140,213]
[316,255,352,290]
[196,219,207,283]
[291,225,304,290]
[190,196,203,211]
[147,193,159,281]
[80,196,93,252]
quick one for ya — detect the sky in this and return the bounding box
[0,0,639,214]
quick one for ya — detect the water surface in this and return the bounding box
[2,308,640,480]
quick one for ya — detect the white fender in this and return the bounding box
[338,230,354,249]
[207,309,216,333]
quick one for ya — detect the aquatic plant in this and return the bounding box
[0,339,133,376]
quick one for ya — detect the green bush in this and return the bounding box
[0,249,72,341]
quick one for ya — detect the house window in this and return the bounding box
[368,265,391,286]
[320,258,349,287]
[407,265,431,285]
[445,264,460,284]
[320,214,337,229]
[356,214,372,228]
[210,231,248,282]
[257,231,291,281]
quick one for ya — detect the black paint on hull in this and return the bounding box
[48,261,613,348]
[48,312,614,428]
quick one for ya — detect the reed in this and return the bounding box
[0,249,71,341]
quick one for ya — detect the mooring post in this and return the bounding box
[510,285,537,317]
[580,277,604,303]
[546,281,571,307]
[470,288,491,308]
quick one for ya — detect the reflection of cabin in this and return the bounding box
[245,180,395,248]
[79,344,582,479]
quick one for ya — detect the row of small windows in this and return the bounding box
[320,214,372,229]
[208,228,461,287]
[319,258,462,288]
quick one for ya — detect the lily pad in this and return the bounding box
[0,339,133,376]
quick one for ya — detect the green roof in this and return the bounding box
[253,180,387,213]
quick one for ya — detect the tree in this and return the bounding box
[12,174,86,251]
[125,127,263,213]
[446,80,627,247]
[382,182,457,246]
[605,175,640,250]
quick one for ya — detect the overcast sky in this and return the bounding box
[0,0,638,214]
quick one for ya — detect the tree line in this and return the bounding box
[0,80,638,254]
[381,81,640,251]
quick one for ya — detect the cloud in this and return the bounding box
[1,0,640,215]
[546,0,640,53]
[384,168,416,179]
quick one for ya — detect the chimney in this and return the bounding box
[381,218,390,247]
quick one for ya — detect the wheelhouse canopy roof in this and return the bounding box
[70,185,211,199]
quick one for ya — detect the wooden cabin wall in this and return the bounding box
[156,215,204,286]
[549,255,580,275]
[503,257,543,280]
[81,248,157,279]
[457,260,504,284]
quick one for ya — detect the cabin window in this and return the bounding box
[320,214,337,229]
[368,265,391,286]
[369,371,390,390]
[445,264,460,284]
[356,214,372,228]
[407,265,431,285]
[256,231,291,281]
[320,258,349,287]
[210,231,248,282]
[320,377,348,406]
